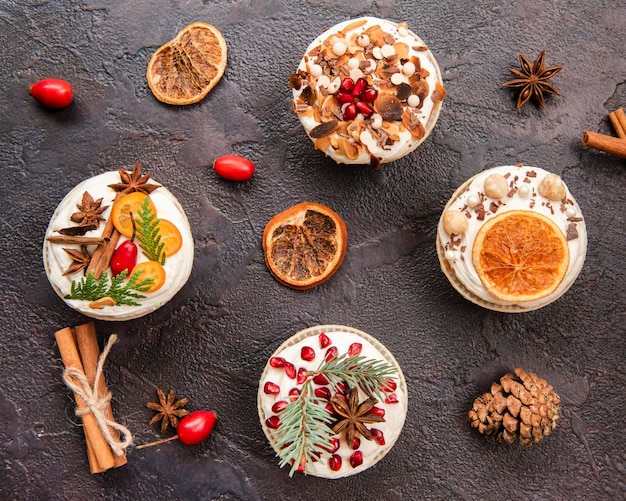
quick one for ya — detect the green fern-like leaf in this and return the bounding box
[65,270,154,306]
[135,197,166,265]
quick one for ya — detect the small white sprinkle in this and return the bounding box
[371,114,383,129]
[357,34,370,47]
[372,46,383,60]
[467,195,479,208]
[518,184,531,198]
[445,249,456,261]
[348,58,360,69]
[327,77,341,94]
[398,26,409,37]
[317,75,330,89]
[565,206,577,218]
[407,94,420,108]
[332,41,347,56]
[381,44,396,58]
[402,61,416,76]
[349,68,363,81]
[390,73,405,86]
[309,64,323,78]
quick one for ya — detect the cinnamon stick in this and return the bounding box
[74,322,127,468]
[46,235,109,245]
[608,108,626,139]
[582,131,626,159]
[87,193,123,279]
[55,327,116,473]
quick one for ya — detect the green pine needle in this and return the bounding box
[135,197,166,265]
[65,270,154,306]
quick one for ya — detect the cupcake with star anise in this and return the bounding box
[258,325,407,478]
[43,163,194,320]
[436,165,587,312]
[290,17,446,167]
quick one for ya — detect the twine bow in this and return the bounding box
[62,334,133,456]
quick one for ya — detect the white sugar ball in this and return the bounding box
[390,73,404,85]
[407,94,420,108]
[333,41,347,56]
[402,61,416,76]
[381,44,396,58]
[467,194,479,208]
[357,34,370,47]
[517,184,531,198]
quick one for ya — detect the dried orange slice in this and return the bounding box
[472,210,569,302]
[147,22,227,105]
[131,261,166,293]
[111,192,156,238]
[262,202,348,290]
[157,219,183,257]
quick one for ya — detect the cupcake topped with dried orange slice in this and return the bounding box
[44,163,194,320]
[290,17,445,167]
[437,165,587,312]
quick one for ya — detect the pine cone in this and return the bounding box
[468,368,561,446]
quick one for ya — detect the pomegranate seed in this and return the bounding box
[370,406,385,417]
[295,462,304,473]
[325,346,338,362]
[348,342,363,357]
[353,78,368,98]
[352,437,361,450]
[325,402,335,413]
[343,103,357,121]
[337,381,349,394]
[264,381,280,394]
[279,440,293,450]
[314,387,331,399]
[301,346,316,361]
[328,454,342,471]
[269,356,285,368]
[313,373,329,385]
[336,91,355,104]
[350,451,363,468]
[266,415,281,429]
[271,400,288,413]
[297,367,308,384]
[385,393,399,404]
[382,378,397,392]
[361,88,378,103]
[319,333,331,348]
[288,388,300,401]
[283,361,296,379]
[340,77,355,93]
[355,101,374,117]
[371,428,385,446]
[323,437,340,454]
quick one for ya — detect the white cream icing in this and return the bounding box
[258,327,407,479]
[293,17,445,164]
[43,171,194,321]
[438,165,587,310]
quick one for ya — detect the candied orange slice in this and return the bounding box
[131,261,166,293]
[472,210,569,302]
[157,219,183,257]
[262,202,348,290]
[111,192,156,238]
[147,21,227,105]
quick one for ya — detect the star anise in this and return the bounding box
[62,245,91,276]
[147,388,190,433]
[502,50,563,109]
[70,191,109,227]
[108,162,160,195]
[329,387,385,444]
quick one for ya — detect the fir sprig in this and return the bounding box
[271,352,398,476]
[135,197,166,265]
[65,270,154,306]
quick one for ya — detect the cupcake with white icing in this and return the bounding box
[437,165,587,312]
[43,163,194,321]
[290,17,446,167]
[258,325,407,478]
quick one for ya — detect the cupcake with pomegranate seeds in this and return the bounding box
[43,163,194,321]
[258,325,407,478]
[290,17,446,167]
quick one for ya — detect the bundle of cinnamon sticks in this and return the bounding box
[582,108,626,159]
[55,322,128,473]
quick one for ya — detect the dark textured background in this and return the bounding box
[1,1,625,500]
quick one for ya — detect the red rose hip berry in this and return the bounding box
[29,78,73,109]
[213,154,255,181]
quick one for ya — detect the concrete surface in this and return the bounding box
[1,1,625,500]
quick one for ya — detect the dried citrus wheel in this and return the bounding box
[131,261,166,293]
[262,202,348,290]
[147,21,227,105]
[472,210,570,302]
[157,219,183,257]
[111,192,157,238]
